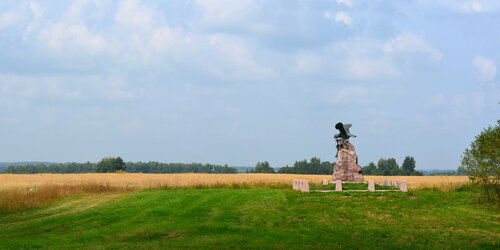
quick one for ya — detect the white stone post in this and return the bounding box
[293,179,297,190]
[335,180,342,191]
[400,180,408,192]
[394,180,399,188]
[323,179,329,185]
[381,179,386,185]
[388,179,392,185]
[302,180,309,193]
[368,180,375,191]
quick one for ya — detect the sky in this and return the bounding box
[0,0,499,170]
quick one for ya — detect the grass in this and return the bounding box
[0,182,292,213]
[0,184,136,213]
[0,188,498,249]
[0,174,470,213]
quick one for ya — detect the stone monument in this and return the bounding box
[332,122,364,182]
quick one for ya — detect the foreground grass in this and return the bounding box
[1,189,499,249]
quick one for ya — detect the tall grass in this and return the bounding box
[0,183,136,212]
[0,173,469,190]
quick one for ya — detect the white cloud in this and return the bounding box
[38,23,106,54]
[115,0,154,29]
[28,1,43,19]
[149,26,191,53]
[0,11,22,29]
[384,32,442,66]
[461,1,487,12]
[0,74,136,103]
[193,0,271,36]
[63,0,91,24]
[334,38,400,80]
[335,11,352,26]
[417,0,498,13]
[1,75,82,102]
[337,0,353,8]
[206,35,273,80]
[195,0,258,26]
[338,33,441,80]
[24,1,44,38]
[422,91,497,128]
[473,55,496,81]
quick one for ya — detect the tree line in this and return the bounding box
[248,156,423,176]
[5,158,237,174]
[277,157,334,175]
[361,156,423,176]
[246,158,334,175]
[4,156,424,176]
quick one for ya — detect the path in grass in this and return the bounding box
[0,189,499,249]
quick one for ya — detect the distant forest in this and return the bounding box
[276,157,334,175]
[1,155,462,176]
[360,156,423,176]
[3,162,238,174]
[253,156,428,176]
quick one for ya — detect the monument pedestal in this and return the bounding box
[332,140,364,182]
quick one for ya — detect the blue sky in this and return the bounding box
[0,0,498,170]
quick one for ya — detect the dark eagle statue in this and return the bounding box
[334,122,356,140]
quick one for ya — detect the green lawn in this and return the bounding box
[0,188,499,249]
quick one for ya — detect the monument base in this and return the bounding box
[332,140,364,183]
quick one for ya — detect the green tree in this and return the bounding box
[362,162,377,175]
[254,161,275,173]
[278,165,294,173]
[402,156,416,172]
[96,157,126,173]
[377,158,399,176]
[459,120,500,203]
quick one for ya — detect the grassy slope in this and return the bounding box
[0,189,499,249]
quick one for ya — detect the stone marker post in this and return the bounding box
[293,179,297,190]
[388,179,392,185]
[400,180,408,192]
[393,180,399,188]
[323,179,329,185]
[381,179,386,185]
[301,180,310,193]
[368,180,375,191]
[335,180,342,191]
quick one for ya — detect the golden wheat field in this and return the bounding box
[0,173,469,191]
[0,174,471,211]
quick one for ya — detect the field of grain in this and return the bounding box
[0,173,469,191]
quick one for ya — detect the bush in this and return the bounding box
[459,120,500,203]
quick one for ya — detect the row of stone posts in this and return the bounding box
[293,179,309,192]
[380,179,408,192]
[294,179,407,192]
